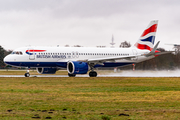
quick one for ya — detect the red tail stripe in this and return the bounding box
[136,43,152,51]
[141,24,157,37]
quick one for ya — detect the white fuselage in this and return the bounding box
[4,46,154,69]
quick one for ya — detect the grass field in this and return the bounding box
[0,73,180,119]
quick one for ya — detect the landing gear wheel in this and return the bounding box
[68,73,76,77]
[89,71,97,77]
[25,73,30,77]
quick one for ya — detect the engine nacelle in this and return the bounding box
[37,68,57,74]
[67,61,89,74]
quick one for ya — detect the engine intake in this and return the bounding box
[37,68,57,74]
[67,61,89,74]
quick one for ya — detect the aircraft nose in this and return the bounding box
[3,55,11,64]
[4,56,8,63]
[4,54,19,67]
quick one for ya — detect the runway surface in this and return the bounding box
[1,70,180,77]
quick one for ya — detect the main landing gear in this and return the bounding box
[68,71,97,77]
[68,73,76,77]
[24,69,30,77]
[89,71,97,77]
[88,63,97,77]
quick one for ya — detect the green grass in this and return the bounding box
[0,77,180,119]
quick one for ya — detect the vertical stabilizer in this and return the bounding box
[134,20,158,51]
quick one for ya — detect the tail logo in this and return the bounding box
[135,20,158,51]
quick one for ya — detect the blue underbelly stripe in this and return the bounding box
[5,62,134,68]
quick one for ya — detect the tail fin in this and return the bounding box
[134,20,158,51]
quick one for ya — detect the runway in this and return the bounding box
[1,70,180,77]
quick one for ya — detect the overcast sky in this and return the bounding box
[0,0,180,50]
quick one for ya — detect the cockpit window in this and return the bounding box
[11,51,23,55]
[11,52,15,54]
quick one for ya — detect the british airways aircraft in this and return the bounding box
[3,20,172,77]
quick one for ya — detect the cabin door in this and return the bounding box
[28,48,35,60]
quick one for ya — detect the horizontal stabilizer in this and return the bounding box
[154,51,175,56]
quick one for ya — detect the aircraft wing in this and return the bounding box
[77,54,141,64]
[87,55,139,62]
[82,51,173,65]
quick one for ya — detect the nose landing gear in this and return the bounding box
[24,69,30,77]
[68,73,76,77]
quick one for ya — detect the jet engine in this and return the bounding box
[67,61,89,74]
[37,68,57,74]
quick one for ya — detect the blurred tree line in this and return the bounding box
[119,41,179,70]
[0,46,12,68]
[1,42,180,70]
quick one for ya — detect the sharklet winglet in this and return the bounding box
[145,41,160,57]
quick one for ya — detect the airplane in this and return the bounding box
[165,43,180,48]
[3,20,173,77]
[165,44,180,54]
